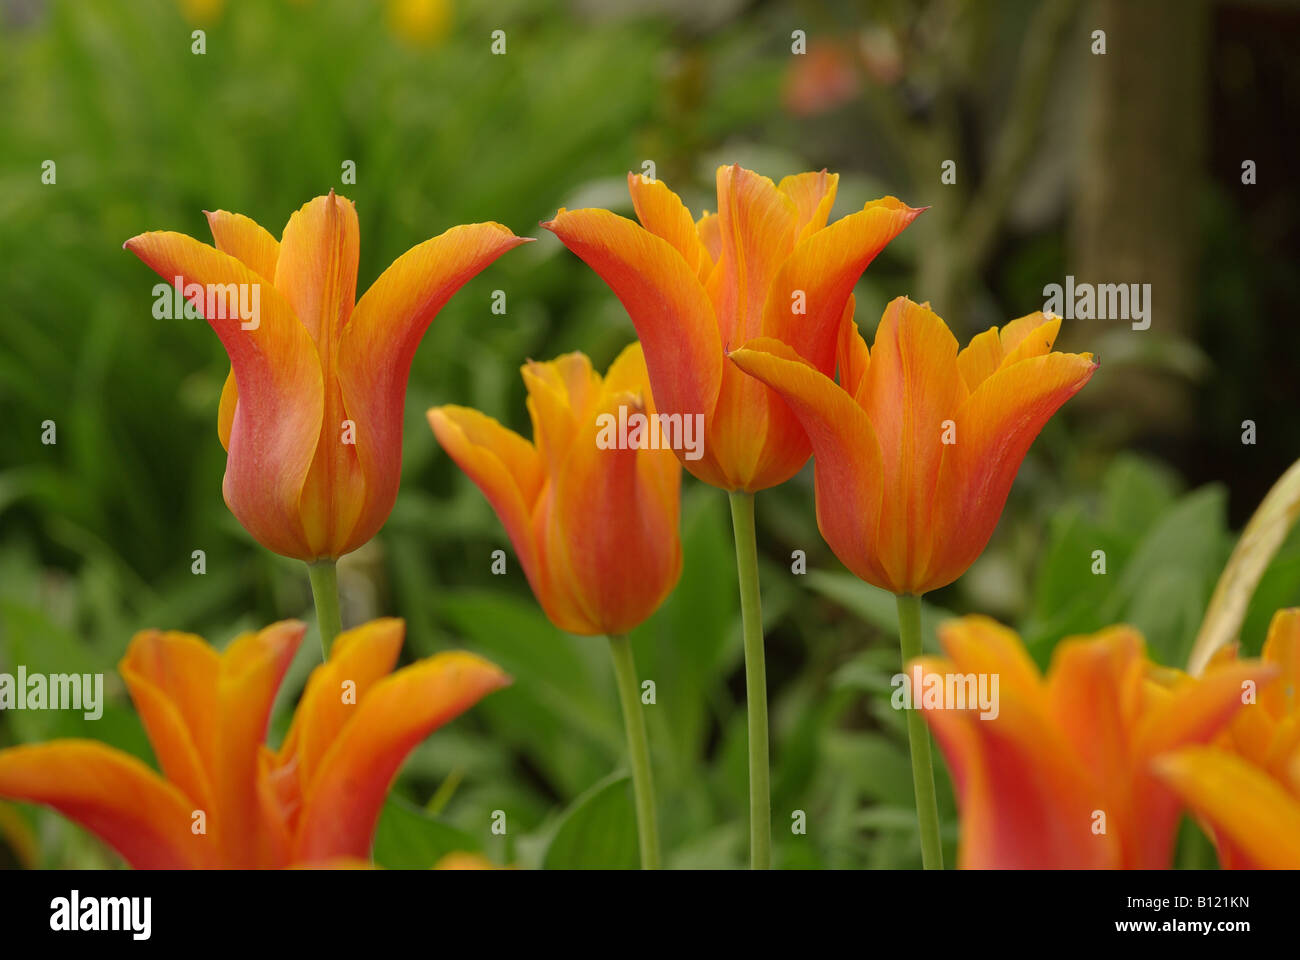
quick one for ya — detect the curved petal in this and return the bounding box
[859,297,965,592]
[762,197,922,375]
[427,405,544,590]
[273,192,359,347]
[0,742,209,869]
[214,620,304,867]
[728,338,891,589]
[206,210,279,450]
[119,630,220,815]
[922,350,1097,592]
[544,371,683,636]
[1261,608,1300,721]
[1155,747,1300,869]
[337,222,530,556]
[273,194,366,557]
[709,164,796,347]
[543,208,723,431]
[293,652,510,862]
[280,618,405,797]
[124,231,323,559]
[777,170,839,244]
[205,209,279,282]
[918,659,1117,869]
[628,173,711,282]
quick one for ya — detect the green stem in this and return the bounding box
[307,560,343,659]
[608,634,660,870]
[728,490,770,870]
[895,592,944,869]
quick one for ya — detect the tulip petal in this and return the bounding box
[762,198,921,375]
[124,231,323,559]
[294,652,510,862]
[916,656,1116,869]
[628,172,712,282]
[0,742,208,869]
[544,371,683,635]
[338,223,530,556]
[728,338,891,588]
[777,170,839,244]
[710,164,796,347]
[214,621,303,866]
[282,619,405,794]
[427,405,546,593]
[922,350,1097,591]
[273,192,359,347]
[1261,608,1300,721]
[205,209,279,282]
[119,630,220,815]
[1155,747,1300,869]
[543,208,723,429]
[859,297,966,592]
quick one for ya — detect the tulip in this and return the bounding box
[912,616,1276,868]
[730,295,1097,867]
[0,619,508,868]
[428,343,680,868]
[1156,608,1300,868]
[125,193,529,653]
[544,165,919,867]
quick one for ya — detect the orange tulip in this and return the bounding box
[125,192,529,561]
[0,619,508,868]
[543,165,920,493]
[913,616,1276,868]
[1155,608,1300,868]
[730,296,1097,595]
[428,343,681,637]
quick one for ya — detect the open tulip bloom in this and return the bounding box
[912,616,1276,868]
[0,619,508,868]
[544,164,919,867]
[125,193,530,655]
[730,295,1097,866]
[428,343,681,868]
[1156,608,1300,868]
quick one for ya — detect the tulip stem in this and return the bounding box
[728,490,771,870]
[896,592,944,869]
[307,560,343,659]
[607,634,660,870]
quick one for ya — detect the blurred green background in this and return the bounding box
[1,0,1298,869]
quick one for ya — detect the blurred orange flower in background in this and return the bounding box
[0,619,508,868]
[429,343,681,637]
[1157,608,1300,868]
[125,193,529,561]
[913,616,1275,869]
[544,165,920,493]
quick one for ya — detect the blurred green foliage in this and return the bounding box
[0,0,1296,870]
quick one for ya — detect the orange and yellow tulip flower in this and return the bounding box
[0,619,508,868]
[429,342,677,868]
[125,192,529,561]
[428,343,681,637]
[730,296,1098,595]
[1156,608,1300,868]
[914,616,1276,868]
[543,164,920,493]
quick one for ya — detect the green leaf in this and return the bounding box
[541,773,639,870]
[804,570,952,652]
[372,797,481,870]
